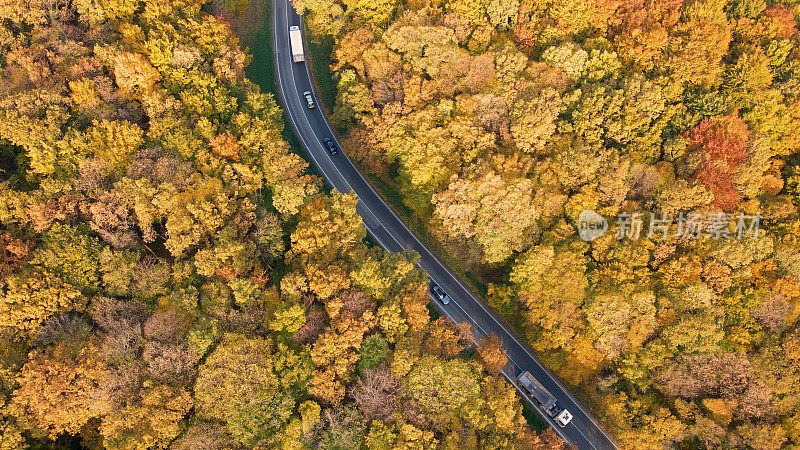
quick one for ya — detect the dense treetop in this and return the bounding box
[0,0,563,448]
[295,0,800,446]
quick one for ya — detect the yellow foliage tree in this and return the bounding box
[12,343,104,438]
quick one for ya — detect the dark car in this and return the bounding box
[322,137,338,155]
[431,284,451,305]
[303,90,315,108]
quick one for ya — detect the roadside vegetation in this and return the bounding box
[294,0,800,446]
[0,0,569,448]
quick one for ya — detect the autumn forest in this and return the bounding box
[295,0,800,446]
[0,0,799,447]
[0,0,569,447]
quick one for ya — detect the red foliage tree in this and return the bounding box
[686,113,751,210]
[762,6,798,39]
[686,114,750,166]
[696,166,741,211]
[0,232,34,277]
[210,131,241,161]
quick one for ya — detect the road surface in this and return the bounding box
[270,1,617,448]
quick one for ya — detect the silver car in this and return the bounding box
[303,91,315,108]
[431,284,451,305]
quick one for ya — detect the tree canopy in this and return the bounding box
[0,0,560,448]
[296,0,800,445]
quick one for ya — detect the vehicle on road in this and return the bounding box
[431,284,451,305]
[555,409,573,427]
[517,371,573,427]
[303,91,315,108]
[289,26,304,62]
[322,137,338,155]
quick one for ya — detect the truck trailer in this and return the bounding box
[289,26,304,62]
[517,371,573,427]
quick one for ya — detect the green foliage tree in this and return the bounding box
[405,356,483,428]
[31,224,103,292]
[357,333,391,374]
[195,333,306,447]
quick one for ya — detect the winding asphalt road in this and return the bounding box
[271,1,616,448]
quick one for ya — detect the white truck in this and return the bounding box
[517,371,573,427]
[289,26,304,62]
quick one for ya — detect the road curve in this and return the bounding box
[270,1,617,448]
